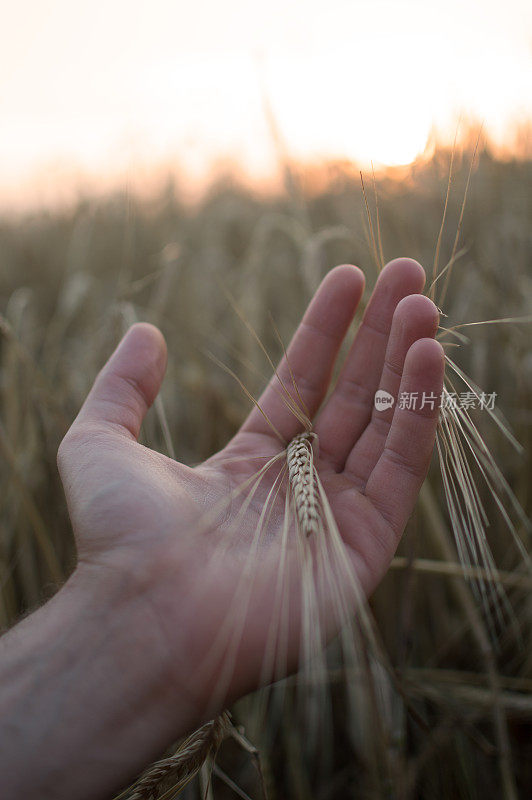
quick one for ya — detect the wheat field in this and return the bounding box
[0,140,531,798]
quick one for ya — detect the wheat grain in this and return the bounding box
[286,432,320,538]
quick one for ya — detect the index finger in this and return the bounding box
[240,265,365,443]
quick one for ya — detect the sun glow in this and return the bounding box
[1,0,531,207]
[260,43,438,168]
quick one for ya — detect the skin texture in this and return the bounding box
[0,258,444,800]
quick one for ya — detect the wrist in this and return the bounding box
[0,564,199,800]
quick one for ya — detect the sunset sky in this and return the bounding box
[1,0,531,207]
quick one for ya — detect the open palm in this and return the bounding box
[58,258,443,717]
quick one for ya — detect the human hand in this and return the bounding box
[0,258,444,800]
[57,257,443,732]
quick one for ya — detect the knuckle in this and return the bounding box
[384,444,426,480]
[56,432,72,471]
[56,425,89,470]
[337,373,374,407]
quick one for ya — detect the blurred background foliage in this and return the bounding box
[0,141,531,798]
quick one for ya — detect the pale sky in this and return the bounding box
[1,0,531,206]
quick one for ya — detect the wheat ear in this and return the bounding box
[123,713,230,800]
[286,432,320,537]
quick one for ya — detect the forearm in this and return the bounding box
[0,567,196,800]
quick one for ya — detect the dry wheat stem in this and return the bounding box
[124,429,328,799]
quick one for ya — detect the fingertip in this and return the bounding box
[125,322,167,362]
[105,322,168,410]
[324,263,365,298]
[380,257,426,291]
[306,264,365,334]
[405,337,445,384]
[407,336,444,361]
[394,294,440,334]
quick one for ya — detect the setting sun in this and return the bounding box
[1,0,531,207]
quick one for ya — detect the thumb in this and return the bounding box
[74,323,167,440]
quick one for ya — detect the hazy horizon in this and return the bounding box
[2,0,531,210]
